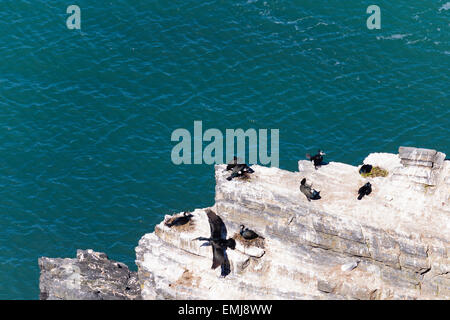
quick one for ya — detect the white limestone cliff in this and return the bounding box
[39,147,449,300]
[135,147,449,300]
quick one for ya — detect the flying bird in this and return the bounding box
[306,150,326,170]
[193,209,236,271]
[300,178,321,201]
[357,182,372,200]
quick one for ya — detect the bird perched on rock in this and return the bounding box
[357,182,372,200]
[165,212,193,228]
[300,178,321,201]
[193,209,236,271]
[306,150,326,170]
[359,164,373,175]
[240,225,264,240]
[226,156,254,181]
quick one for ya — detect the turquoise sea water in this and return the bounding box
[0,1,448,299]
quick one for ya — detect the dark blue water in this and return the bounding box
[0,1,448,299]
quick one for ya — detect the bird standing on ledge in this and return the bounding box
[306,150,326,170]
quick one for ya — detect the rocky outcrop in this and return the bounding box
[39,147,449,300]
[135,147,449,300]
[38,249,141,300]
[392,147,447,186]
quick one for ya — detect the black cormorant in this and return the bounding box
[359,164,373,174]
[306,150,326,169]
[357,182,372,200]
[193,209,236,270]
[165,212,193,227]
[300,178,321,201]
[226,157,255,181]
[239,225,264,240]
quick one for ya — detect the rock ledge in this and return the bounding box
[39,147,449,300]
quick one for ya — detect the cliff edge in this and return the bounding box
[39,147,450,299]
